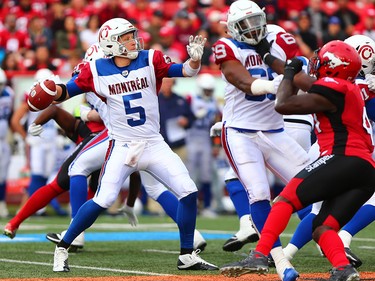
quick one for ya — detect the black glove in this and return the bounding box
[284,58,303,80]
[255,38,271,60]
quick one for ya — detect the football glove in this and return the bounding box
[284,58,303,80]
[28,123,43,136]
[210,121,223,137]
[187,35,207,62]
[365,74,375,92]
[118,204,138,227]
[255,38,271,60]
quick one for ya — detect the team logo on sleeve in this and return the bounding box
[163,55,172,64]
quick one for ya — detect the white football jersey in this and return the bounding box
[213,28,298,131]
[67,50,176,142]
[0,86,14,139]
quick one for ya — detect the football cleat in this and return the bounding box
[328,264,360,281]
[223,215,259,252]
[53,246,70,272]
[46,230,84,253]
[193,229,207,252]
[220,250,269,277]
[177,249,219,270]
[3,222,18,239]
[345,248,362,268]
[281,267,300,281]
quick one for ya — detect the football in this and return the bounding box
[27,79,57,112]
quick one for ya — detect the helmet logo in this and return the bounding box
[99,25,111,40]
[358,44,374,60]
[323,51,349,69]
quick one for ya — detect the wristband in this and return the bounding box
[264,53,277,66]
[56,84,67,101]
[283,69,295,81]
[183,60,201,77]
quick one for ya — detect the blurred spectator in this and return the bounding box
[277,0,310,21]
[47,2,66,37]
[204,0,229,18]
[80,14,100,51]
[65,0,92,32]
[158,78,195,164]
[28,16,54,50]
[295,11,319,58]
[332,0,360,36]
[173,10,198,59]
[126,0,159,31]
[0,13,31,55]
[353,9,375,42]
[55,15,84,59]
[138,30,152,50]
[186,73,221,218]
[303,0,329,47]
[57,49,82,77]
[322,16,347,44]
[203,11,228,69]
[97,0,128,26]
[7,0,45,32]
[145,10,165,46]
[258,0,279,24]
[1,52,22,73]
[27,45,58,71]
[178,0,209,33]
[151,26,186,63]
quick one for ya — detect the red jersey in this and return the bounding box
[309,77,375,166]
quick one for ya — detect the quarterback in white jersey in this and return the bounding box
[214,1,309,280]
[39,18,217,272]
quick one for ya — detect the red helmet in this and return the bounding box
[308,40,361,82]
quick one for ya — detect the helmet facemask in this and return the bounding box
[116,30,144,60]
[228,13,267,45]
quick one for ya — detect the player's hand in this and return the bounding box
[210,121,223,137]
[284,58,303,79]
[255,38,271,60]
[118,205,138,227]
[366,74,375,92]
[187,35,207,62]
[28,123,43,136]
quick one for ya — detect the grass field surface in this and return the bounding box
[1,211,375,280]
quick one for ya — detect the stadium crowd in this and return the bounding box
[0,0,374,80]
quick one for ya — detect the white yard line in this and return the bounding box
[0,258,170,276]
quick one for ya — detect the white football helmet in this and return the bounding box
[344,34,375,77]
[0,68,6,93]
[197,73,215,90]
[98,18,144,60]
[34,68,54,81]
[84,43,105,62]
[34,68,61,84]
[226,0,267,45]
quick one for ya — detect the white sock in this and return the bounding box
[271,246,294,279]
[338,230,352,248]
[283,243,298,260]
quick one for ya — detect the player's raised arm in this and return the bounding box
[182,35,207,77]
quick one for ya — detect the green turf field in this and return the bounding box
[0,211,374,279]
